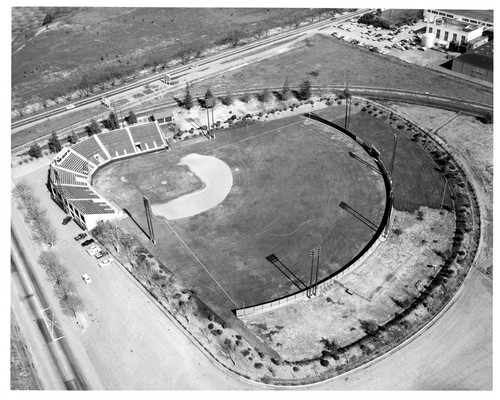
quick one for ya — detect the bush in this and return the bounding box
[392,228,403,236]
[293,366,300,372]
[208,314,215,321]
[254,363,263,369]
[320,359,329,367]
[208,323,214,330]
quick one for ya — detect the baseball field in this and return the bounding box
[93,113,387,311]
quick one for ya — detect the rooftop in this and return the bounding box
[435,9,493,24]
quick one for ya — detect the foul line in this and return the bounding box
[162,219,239,308]
[207,119,304,154]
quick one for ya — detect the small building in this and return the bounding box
[153,110,173,124]
[451,41,493,83]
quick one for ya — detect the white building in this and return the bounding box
[425,18,484,49]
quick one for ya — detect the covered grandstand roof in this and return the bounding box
[70,199,115,215]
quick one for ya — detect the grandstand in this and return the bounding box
[48,121,168,230]
[57,149,96,176]
[128,122,166,152]
[71,135,110,165]
[98,128,136,159]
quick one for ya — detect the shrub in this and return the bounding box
[241,349,250,357]
[392,228,403,236]
[293,366,300,372]
[320,359,329,367]
[208,314,215,321]
[208,323,214,330]
[254,363,263,369]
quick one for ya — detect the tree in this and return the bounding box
[359,319,379,336]
[42,13,55,26]
[108,112,120,130]
[155,274,179,304]
[28,142,42,158]
[218,337,236,365]
[54,279,75,301]
[183,84,193,110]
[38,223,57,247]
[61,293,84,318]
[45,260,68,286]
[38,250,59,269]
[87,118,101,136]
[282,77,292,101]
[47,132,62,153]
[319,337,339,354]
[240,92,252,103]
[67,130,78,144]
[204,88,215,108]
[220,93,234,106]
[299,78,312,100]
[128,110,138,125]
[260,88,273,104]
[92,220,126,253]
[13,181,34,204]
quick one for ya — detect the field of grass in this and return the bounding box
[93,114,386,312]
[11,7,316,108]
[189,34,493,105]
[314,107,453,212]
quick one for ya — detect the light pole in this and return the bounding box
[344,83,352,130]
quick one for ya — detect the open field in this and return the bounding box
[93,114,386,312]
[185,34,493,105]
[11,7,321,108]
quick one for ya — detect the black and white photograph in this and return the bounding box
[7,0,494,392]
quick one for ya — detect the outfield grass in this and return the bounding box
[93,114,386,311]
[314,108,453,212]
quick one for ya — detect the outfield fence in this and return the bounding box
[235,113,394,318]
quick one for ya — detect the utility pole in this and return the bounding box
[390,132,398,176]
[344,83,352,130]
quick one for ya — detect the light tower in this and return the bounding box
[344,83,352,130]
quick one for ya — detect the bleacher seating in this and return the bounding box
[128,122,164,152]
[58,150,93,175]
[51,167,88,186]
[98,128,136,159]
[71,136,109,164]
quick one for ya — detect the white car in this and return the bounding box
[65,104,75,110]
[87,246,101,256]
[82,273,92,284]
[98,258,114,268]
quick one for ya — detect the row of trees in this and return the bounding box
[86,110,137,136]
[91,220,197,323]
[38,250,84,318]
[181,77,312,111]
[13,181,57,247]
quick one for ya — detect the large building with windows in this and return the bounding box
[425,18,487,49]
[423,9,493,29]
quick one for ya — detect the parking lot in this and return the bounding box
[326,18,450,68]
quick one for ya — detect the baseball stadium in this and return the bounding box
[48,103,452,317]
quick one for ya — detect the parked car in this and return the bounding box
[95,250,109,259]
[87,246,101,256]
[65,104,75,110]
[82,273,92,284]
[98,258,114,268]
[74,233,87,241]
[62,216,72,225]
[81,238,95,247]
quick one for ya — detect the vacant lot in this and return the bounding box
[93,114,386,312]
[186,34,492,105]
[12,7,316,108]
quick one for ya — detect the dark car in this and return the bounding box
[62,216,72,225]
[81,238,94,247]
[74,233,87,241]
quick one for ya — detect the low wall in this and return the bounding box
[235,113,394,318]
